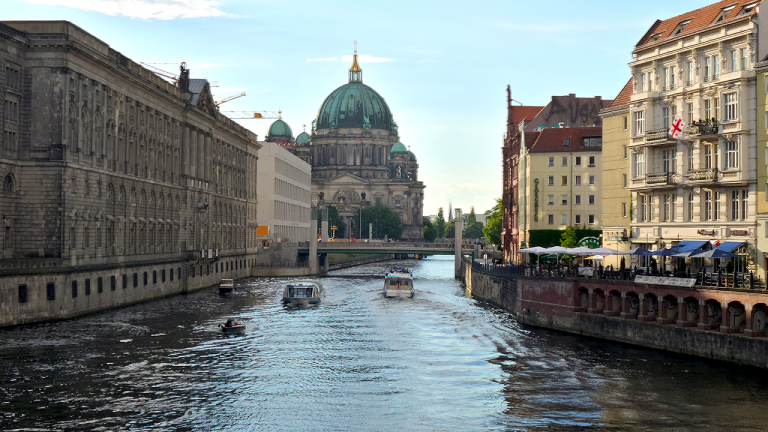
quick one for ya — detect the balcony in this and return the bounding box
[646,172,678,185]
[689,119,719,140]
[645,128,669,143]
[687,167,717,182]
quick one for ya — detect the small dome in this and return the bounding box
[408,151,417,161]
[267,119,293,140]
[296,131,310,144]
[390,142,407,153]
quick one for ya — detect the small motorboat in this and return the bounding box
[384,267,414,298]
[282,280,325,305]
[219,319,245,333]
[218,278,235,294]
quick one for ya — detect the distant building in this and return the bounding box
[256,141,312,242]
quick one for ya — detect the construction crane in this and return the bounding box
[214,91,246,107]
[221,110,281,119]
[139,62,180,83]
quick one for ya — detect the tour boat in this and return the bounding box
[282,280,325,305]
[218,278,235,294]
[384,268,414,298]
[219,321,246,334]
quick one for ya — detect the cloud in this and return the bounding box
[188,63,232,70]
[342,54,393,63]
[21,0,233,20]
[306,57,339,62]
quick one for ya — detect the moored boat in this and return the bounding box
[218,278,234,294]
[282,280,325,305]
[384,267,414,298]
[219,319,245,333]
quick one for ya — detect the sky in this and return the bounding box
[5,0,715,216]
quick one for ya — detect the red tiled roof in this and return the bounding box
[529,127,602,153]
[609,78,633,109]
[510,106,544,126]
[523,132,540,150]
[636,0,761,50]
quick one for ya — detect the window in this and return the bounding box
[562,156,568,166]
[687,103,693,124]
[633,111,645,135]
[641,73,647,91]
[588,215,595,225]
[633,151,645,177]
[561,215,568,225]
[704,191,712,221]
[663,107,670,129]
[47,282,55,301]
[583,137,602,146]
[732,191,739,220]
[714,97,720,120]
[162,269,166,283]
[688,61,694,84]
[704,99,711,119]
[561,195,568,205]
[133,272,138,287]
[732,50,738,72]
[588,156,595,167]
[623,146,627,159]
[705,57,711,78]
[576,156,582,166]
[714,6,734,24]
[688,193,694,221]
[623,116,628,130]
[85,279,91,296]
[561,176,568,186]
[575,175,582,185]
[588,195,595,205]
[72,281,78,298]
[671,19,689,36]
[724,93,738,121]
[548,195,554,205]
[152,270,157,284]
[726,139,739,169]
[703,144,712,169]
[623,174,627,188]
[122,274,127,290]
[575,195,582,205]
[687,147,694,171]
[548,156,555,167]
[663,149,675,173]
[575,215,582,224]
[563,139,569,146]
[143,272,147,286]
[742,48,749,70]
[588,175,595,185]
[663,194,671,221]
[714,55,720,77]
[548,214,554,225]
[622,203,628,218]
[742,189,748,220]
[714,192,720,220]
[18,284,27,303]
[170,268,175,281]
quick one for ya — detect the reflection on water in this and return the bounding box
[1,256,768,431]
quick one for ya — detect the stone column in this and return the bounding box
[697,299,710,329]
[656,295,668,324]
[204,134,212,182]
[369,223,372,241]
[197,131,204,180]
[190,129,198,178]
[720,301,729,333]
[182,126,190,176]
[620,292,631,319]
[676,296,686,327]
[454,218,463,279]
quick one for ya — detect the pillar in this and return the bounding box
[321,207,329,243]
[369,223,372,241]
[676,296,686,327]
[697,299,710,329]
[657,295,669,324]
[204,134,212,182]
[620,292,632,319]
[638,294,650,321]
[720,301,729,333]
[454,218,463,279]
[197,131,204,180]
[183,126,190,176]
[309,218,318,274]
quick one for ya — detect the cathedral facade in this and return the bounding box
[275,52,425,239]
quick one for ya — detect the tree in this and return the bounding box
[350,205,404,240]
[423,217,436,242]
[435,207,446,238]
[324,205,346,239]
[483,198,502,246]
[560,225,578,248]
[445,220,456,238]
[464,221,484,240]
[467,206,477,225]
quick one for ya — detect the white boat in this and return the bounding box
[384,267,414,298]
[282,280,325,305]
[218,278,234,294]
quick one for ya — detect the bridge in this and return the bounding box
[298,241,474,256]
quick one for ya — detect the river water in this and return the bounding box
[2,256,768,431]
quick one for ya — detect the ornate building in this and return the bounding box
[275,50,425,239]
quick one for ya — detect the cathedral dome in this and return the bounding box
[267,119,293,140]
[390,141,407,153]
[296,131,310,144]
[315,51,394,131]
[408,151,417,161]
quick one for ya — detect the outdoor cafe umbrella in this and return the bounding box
[680,249,739,259]
[591,247,620,255]
[620,247,652,255]
[567,247,595,255]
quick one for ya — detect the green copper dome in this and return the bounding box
[316,82,394,131]
[267,119,293,140]
[296,131,310,144]
[408,151,417,161]
[390,141,407,153]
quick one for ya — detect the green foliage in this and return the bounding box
[560,226,578,248]
[467,206,477,225]
[483,198,503,246]
[423,217,436,242]
[322,205,346,238]
[445,220,456,238]
[351,205,404,240]
[464,221,484,239]
[529,229,602,248]
[435,207,446,238]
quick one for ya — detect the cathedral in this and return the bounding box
[271,50,425,239]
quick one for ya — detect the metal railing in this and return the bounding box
[690,119,719,136]
[645,128,669,142]
[646,172,678,185]
[687,167,718,181]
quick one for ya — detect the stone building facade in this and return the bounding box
[0,21,261,326]
[276,52,425,239]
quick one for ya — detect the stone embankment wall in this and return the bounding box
[462,259,768,369]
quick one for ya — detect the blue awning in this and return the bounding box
[715,241,745,253]
[675,240,708,253]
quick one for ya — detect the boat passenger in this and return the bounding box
[225,317,235,327]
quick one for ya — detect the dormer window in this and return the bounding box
[671,20,691,37]
[738,2,758,17]
[714,5,735,23]
[563,139,569,146]
[650,32,663,42]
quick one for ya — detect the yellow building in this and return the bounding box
[600,79,633,267]
[755,63,768,276]
[522,127,603,243]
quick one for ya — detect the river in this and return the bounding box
[1,256,768,431]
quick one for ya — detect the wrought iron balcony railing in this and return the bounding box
[687,167,718,182]
[645,128,669,142]
[646,171,678,185]
[690,119,719,136]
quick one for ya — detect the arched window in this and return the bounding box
[2,175,13,193]
[106,184,113,200]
